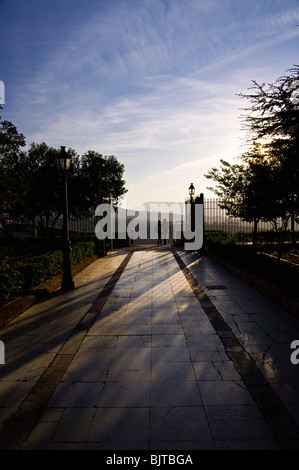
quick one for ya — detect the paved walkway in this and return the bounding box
[0,247,299,450]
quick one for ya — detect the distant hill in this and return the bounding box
[116,201,186,223]
[142,201,185,214]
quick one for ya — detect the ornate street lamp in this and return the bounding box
[189,183,195,202]
[188,183,195,232]
[58,146,74,291]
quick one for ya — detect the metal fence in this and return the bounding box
[204,198,299,233]
[68,198,299,239]
[1,198,298,238]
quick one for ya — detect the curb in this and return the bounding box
[206,249,299,319]
[0,254,99,329]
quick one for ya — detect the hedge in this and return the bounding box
[0,241,96,308]
[205,232,299,296]
[0,235,102,262]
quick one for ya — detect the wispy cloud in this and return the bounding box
[2,0,299,205]
[26,71,240,159]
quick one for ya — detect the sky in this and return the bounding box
[0,0,298,207]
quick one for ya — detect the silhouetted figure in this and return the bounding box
[161,218,168,245]
[157,219,162,244]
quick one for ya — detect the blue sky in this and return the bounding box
[1,0,298,206]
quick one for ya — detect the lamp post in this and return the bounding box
[58,146,75,291]
[188,183,195,202]
[189,183,195,232]
[103,196,114,253]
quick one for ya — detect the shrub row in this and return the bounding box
[206,229,299,245]
[205,232,299,296]
[0,241,96,308]
[0,235,101,261]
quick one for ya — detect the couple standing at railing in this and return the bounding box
[157,219,169,245]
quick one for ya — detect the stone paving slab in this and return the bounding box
[0,247,299,450]
[0,250,129,449]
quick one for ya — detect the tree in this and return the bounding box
[21,145,128,235]
[0,104,127,236]
[25,142,64,236]
[75,151,127,217]
[0,107,26,159]
[205,154,280,246]
[0,106,27,218]
[237,65,299,242]
[1,136,128,236]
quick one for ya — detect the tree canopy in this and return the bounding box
[0,108,127,236]
[205,65,299,243]
[0,106,27,216]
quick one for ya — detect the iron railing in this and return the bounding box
[1,198,298,239]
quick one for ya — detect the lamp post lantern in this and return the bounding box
[58,146,75,291]
[188,183,195,232]
[188,183,195,202]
